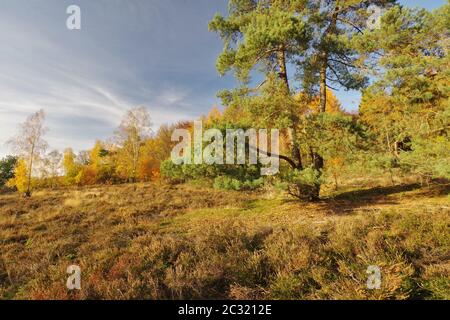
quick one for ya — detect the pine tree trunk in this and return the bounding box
[277,47,303,169]
[319,58,327,113]
[287,128,303,170]
[310,6,339,200]
[277,49,289,91]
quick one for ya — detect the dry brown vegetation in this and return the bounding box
[0,179,449,300]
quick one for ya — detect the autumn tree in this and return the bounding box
[357,3,450,180]
[153,123,186,162]
[202,106,223,127]
[87,140,116,184]
[39,150,62,188]
[304,89,342,114]
[137,139,160,181]
[7,110,48,196]
[66,143,110,186]
[63,148,81,185]
[6,159,28,193]
[115,107,152,182]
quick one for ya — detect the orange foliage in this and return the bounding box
[76,166,97,185]
[295,89,343,114]
[202,106,222,127]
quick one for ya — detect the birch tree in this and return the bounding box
[115,107,152,182]
[8,109,48,196]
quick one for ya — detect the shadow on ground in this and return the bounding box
[316,183,449,215]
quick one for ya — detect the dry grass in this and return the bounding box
[0,180,449,300]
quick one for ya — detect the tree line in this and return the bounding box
[2,107,189,195]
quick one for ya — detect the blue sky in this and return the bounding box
[0,0,446,157]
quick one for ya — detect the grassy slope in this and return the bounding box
[0,181,449,300]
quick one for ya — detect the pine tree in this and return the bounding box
[0,156,18,187]
[357,3,450,180]
[209,0,390,199]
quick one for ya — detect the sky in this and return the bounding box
[0,0,446,157]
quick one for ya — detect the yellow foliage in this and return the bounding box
[137,140,160,181]
[203,106,222,127]
[296,89,343,114]
[115,148,133,181]
[7,159,29,193]
[89,141,104,172]
[63,148,80,185]
[75,166,97,186]
[63,149,76,173]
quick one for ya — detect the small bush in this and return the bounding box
[279,167,323,201]
[214,176,264,191]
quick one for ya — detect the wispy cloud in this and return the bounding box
[2,0,441,157]
[0,0,230,156]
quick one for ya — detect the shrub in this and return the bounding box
[160,160,186,183]
[279,167,323,201]
[161,159,264,188]
[213,176,264,191]
[400,137,450,180]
